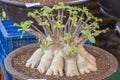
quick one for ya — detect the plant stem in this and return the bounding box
[57,9,60,21]
[43,17,54,38]
[61,9,64,23]
[27,28,46,40]
[31,25,44,35]
[72,12,84,39]
[65,14,71,34]
[77,36,86,46]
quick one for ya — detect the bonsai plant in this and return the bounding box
[5,2,118,80]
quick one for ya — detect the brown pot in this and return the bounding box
[5,43,118,80]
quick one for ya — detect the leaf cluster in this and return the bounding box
[15,2,108,56]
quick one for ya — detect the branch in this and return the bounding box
[47,16,54,32]
[69,14,76,35]
[26,28,46,40]
[77,36,87,46]
[72,12,84,39]
[64,14,71,34]
[57,9,61,21]
[60,9,64,37]
[42,17,54,38]
[31,25,44,35]
[35,17,48,34]
[60,9,64,23]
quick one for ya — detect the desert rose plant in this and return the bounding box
[15,2,108,77]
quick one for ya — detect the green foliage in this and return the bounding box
[41,40,52,52]
[68,44,83,56]
[40,6,52,17]
[53,20,65,29]
[39,20,50,26]
[52,2,66,10]
[14,20,33,38]
[93,28,109,37]
[81,30,96,43]
[66,6,79,15]
[14,20,33,31]
[17,2,108,56]
[63,33,72,42]
[28,10,39,18]
[69,16,78,27]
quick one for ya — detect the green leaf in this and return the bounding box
[53,21,65,29]
[27,12,36,18]
[18,29,23,31]
[40,6,52,17]
[20,31,25,39]
[69,17,78,27]
[81,30,89,36]
[52,2,65,10]
[93,31,100,37]
[63,33,72,42]
[15,20,33,32]
[39,20,50,26]
[88,36,96,43]
[14,23,20,27]
[41,40,52,52]
[68,44,83,56]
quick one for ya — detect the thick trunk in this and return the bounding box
[37,45,55,73]
[46,49,64,76]
[65,56,79,76]
[25,43,97,76]
[25,48,43,68]
[77,41,97,74]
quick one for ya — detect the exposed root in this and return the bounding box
[77,54,97,74]
[65,56,79,77]
[37,46,54,73]
[26,43,97,76]
[25,48,43,68]
[46,49,64,76]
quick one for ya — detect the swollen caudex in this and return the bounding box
[25,42,98,76]
[17,2,108,77]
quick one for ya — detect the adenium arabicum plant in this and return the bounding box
[15,2,109,77]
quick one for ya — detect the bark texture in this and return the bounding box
[26,43,97,76]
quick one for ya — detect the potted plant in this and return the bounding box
[5,2,118,80]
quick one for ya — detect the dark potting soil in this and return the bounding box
[12,45,110,80]
[14,0,72,4]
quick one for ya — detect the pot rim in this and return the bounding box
[0,0,89,7]
[5,44,119,80]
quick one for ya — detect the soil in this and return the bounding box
[15,0,72,4]
[12,44,110,80]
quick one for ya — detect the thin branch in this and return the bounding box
[47,16,54,34]
[69,14,76,35]
[43,17,53,38]
[72,12,84,38]
[77,36,86,46]
[71,21,84,42]
[26,28,46,40]
[74,18,89,38]
[31,25,44,35]
[64,14,71,34]
[35,17,47,34]
[60,9,64,37]
[57,9,60,21]
[61,9,64,23]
